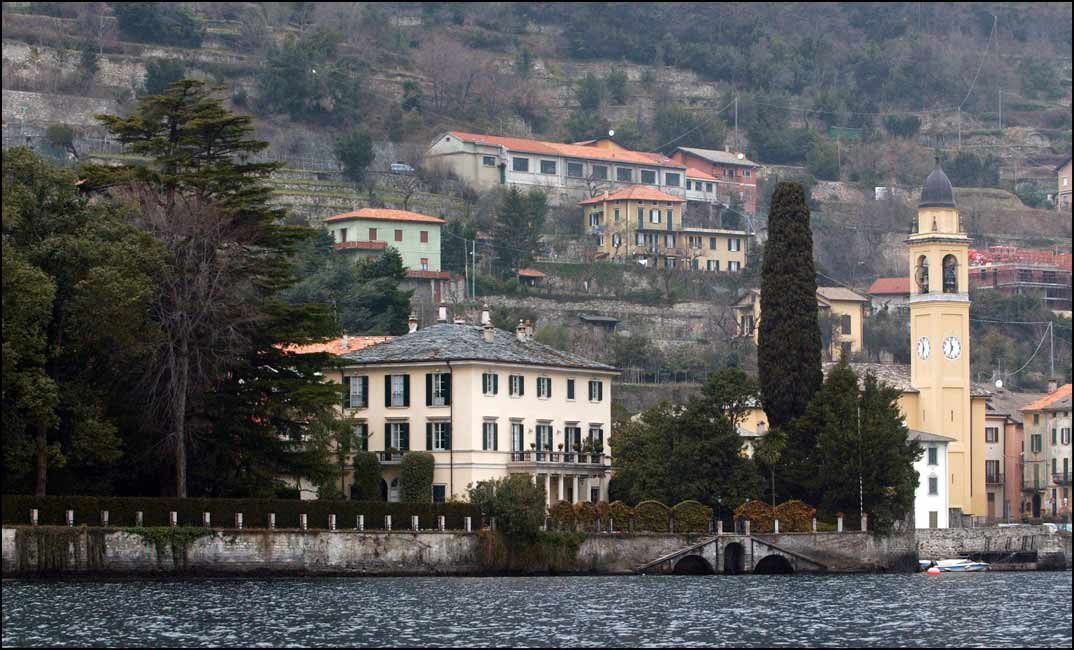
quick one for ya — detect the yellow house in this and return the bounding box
[581,186,748,272]
[733,286,868,359]
[741,164,988,524]
[306,308,619,505]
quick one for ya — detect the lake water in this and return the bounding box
[2,572,1071,647]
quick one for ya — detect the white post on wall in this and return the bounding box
[101,511,109,527]
[268,513,276,530]
[169,511,177,527]
[743,519,751,536]
[357,515,364,531]
[66,510,75,527]
[30,509,38,526]
[300,514,308,530]
[774,519,779,534]
[861,514,868,532]
[385,515,392,531]
[411,515,419,531]
[235,513,243,530]
[437,515,445,531]
[837,515,844,533]
[329,514,337,531]
[812,517,817,533]
[203,512,211,528]
[464,516,472,532]
[135,511,143,527]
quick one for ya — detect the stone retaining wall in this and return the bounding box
[916,526,1071,569]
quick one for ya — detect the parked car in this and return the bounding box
[390,162,415,174]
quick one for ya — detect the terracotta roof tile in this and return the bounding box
[1022,384,1073,412]
[405,270,454,280]
[335,241,387,251]
[284,336,393,356]
[324,208,446,224]
[578,186,687,204]
[517,268,546,278]
[868,277,911,295]
[446,131,685,168]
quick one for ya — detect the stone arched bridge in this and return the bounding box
[636,534,829,575]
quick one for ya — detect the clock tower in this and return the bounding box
[907,162,981,518]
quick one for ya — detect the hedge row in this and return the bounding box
[734,499,819,533]
[546,499,713,533]
[1,495,480,530]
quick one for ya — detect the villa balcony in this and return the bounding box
[1054,472,1072,485]
[376,451,408,465]
[1022,475,1046,492]
[986,473,1005,486]
[509,450,609,468]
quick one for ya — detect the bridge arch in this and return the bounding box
[754,554,795,574]
[723,542,746,574]
[673,554,714,575]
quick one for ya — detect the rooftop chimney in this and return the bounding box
[524,319,533,340]
[1048,378,1059,394]
[341,332,349,350]
[437,305,448,323]
[515,319,527,342]
[480,304,491,326]
[408,314,418,334]
[483,319,494,343]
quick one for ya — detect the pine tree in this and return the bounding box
[83,80,338,497]
[758,181,822,432]
[492,188,546,276]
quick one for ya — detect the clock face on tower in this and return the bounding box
[916,337,930,360]
[943,336,961,360]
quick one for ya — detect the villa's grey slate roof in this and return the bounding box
[676,147,760,167]
[339,323,618,372]
[909,429,956,443]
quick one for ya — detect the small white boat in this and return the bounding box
[933,558,990,572]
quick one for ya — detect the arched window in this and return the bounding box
[942,255,959,293]
[915,256,929,293]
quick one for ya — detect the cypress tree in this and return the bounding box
[757,181,822,432]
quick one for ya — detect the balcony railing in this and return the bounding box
[376,451,408,464]
[509,450,608,466]
[1054,472,1072,485]
[1023,475,1046,491]
[986,473,1005,485]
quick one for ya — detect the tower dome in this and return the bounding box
[919,163,956,209]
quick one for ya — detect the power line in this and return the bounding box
[959,13,997,110]
[651,95,738,152]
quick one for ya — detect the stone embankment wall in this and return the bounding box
[754,531,919,573]
[916,526,1071,569]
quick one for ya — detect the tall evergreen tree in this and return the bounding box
[2,148,161,495]
[492,188,546,276]
[83,80,338,497]
[758,181,822,432]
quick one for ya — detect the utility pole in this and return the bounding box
[957,107,961,150]
[998,88,1002,130]
[471,240,477,300]
[463,238,469,300]
[1049,321,1055,379]
[734,94,739,151]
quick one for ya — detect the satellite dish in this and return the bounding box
[736,152,745,160]
[995,379,1004,389]
[608,129,615,137]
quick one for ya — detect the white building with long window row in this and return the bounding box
[324,309,618,505]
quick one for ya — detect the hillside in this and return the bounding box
[2,2,1071,390]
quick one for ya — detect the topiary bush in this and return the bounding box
[351,451,382,501]
[607,501,634,531]
[774,499,816,532]
[573,501,599,531]
[548,501,576,531]
[734,500,775,533]
[399,452,434,502]
[672,500,713,533]
[633,501,671,532]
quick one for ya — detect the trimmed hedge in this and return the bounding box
[548,500,576,531]
[574,501,599,531]
[774,499,816,532]
[351,452,383,501]
[634,501,671,532]
[400,452,434,502]
[1,495,479,531]
[672,500,712,533]
[607,501,634,531]
[735,500,775,533]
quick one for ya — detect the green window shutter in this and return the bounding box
[493,374,499,394]
[360,377,369,407]
[444,374,451,405]
[519,376,525,396]
[385,376,392,407]
[598,381,603,401]
[400,423,410,450]
[426,422,433,450]
[491,423,496,451]
[343,376,351,409]
[482,373,488,394]
[403,375,410,406]
[426,373,433,406]
[445,423,452,450]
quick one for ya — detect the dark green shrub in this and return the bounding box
[672,500,712,533]
[351,451,382,501]
[548,501,576,531]
[607,501,634,530]
[141,58,187,97]
[467,475,546,541]
[400,452,434,502]
[633,501,670,532]
[113,4,205,48]
[573,501,598,531]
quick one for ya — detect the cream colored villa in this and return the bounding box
[322,309,618,505]
[734,286,869,359]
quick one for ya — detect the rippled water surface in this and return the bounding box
[3,572,1071,647]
